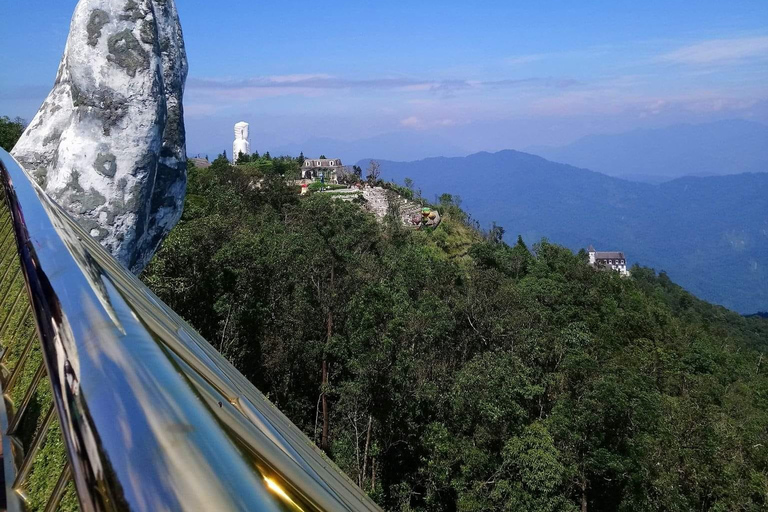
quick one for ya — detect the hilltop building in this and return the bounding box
[301,158,343,182]
[588,245,629,276]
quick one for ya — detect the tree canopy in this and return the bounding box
[0,116,26,152]
[143,159,768,511]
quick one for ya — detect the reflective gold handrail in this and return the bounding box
[0,148,381,512]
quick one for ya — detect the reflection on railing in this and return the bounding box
[0,148,381,512]
[0,199,79,512]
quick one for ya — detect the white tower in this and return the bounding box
[233,121,250,163]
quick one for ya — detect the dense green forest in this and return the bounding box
[142,155,768,511]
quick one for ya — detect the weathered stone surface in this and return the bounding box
[12,0,188,274]
[360,186,433,227]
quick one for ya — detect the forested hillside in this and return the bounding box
[367,150,768,314]
[143,157,768,511]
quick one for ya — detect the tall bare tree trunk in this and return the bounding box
[321,357,329,451]
[313,393,322,444]
[321,266,334,452]
[581,477,588,512]
[371,456,376,492]
[352,414,361,486]
[361,415,372,488]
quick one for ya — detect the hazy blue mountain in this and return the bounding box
[363,150,768,313]
[528,120,768,181]
[272,132,468,163]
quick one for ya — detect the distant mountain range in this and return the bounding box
[271,132,467,164]
[363,150,768,314]
[528,119,768,182]
[191,119,768,184]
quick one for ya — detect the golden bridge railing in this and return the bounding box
[0,148,381,512]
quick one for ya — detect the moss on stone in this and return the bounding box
[85,9,110,47]
[61,171,107,215]
[93,153,117,178]
[120,0,144,22]
[139,18,157,46]
[107,29,150,78]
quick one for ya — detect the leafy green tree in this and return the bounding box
[0,116,26,151]
[489,222,505,243]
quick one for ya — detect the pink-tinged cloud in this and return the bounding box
[661,36,768,65]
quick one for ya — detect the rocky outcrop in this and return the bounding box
[359,186,439,228]
[12,0,188,273]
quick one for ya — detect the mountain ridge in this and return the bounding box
[271,131,468,164]
[528,119,768,180]
[361,149,768,313]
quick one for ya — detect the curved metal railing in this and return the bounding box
[0,148,381,512]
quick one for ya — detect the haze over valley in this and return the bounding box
[529,119,768,182]
[365,150,767,313]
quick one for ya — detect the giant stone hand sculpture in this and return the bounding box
[232,122,250,163]
[11,0,188,274]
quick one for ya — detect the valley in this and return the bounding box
[367,150,768,313]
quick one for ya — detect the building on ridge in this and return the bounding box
[588,245,629,276]
[301,158,343,182]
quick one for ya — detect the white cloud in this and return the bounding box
[401,83,439,92]
[267,74,333,83]
[187,75,577,94]
[505,54,547,66]
[400,116,422,128]
[399,116,458,129]
[661,36,768,65]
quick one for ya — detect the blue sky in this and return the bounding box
[1,0,767,159]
